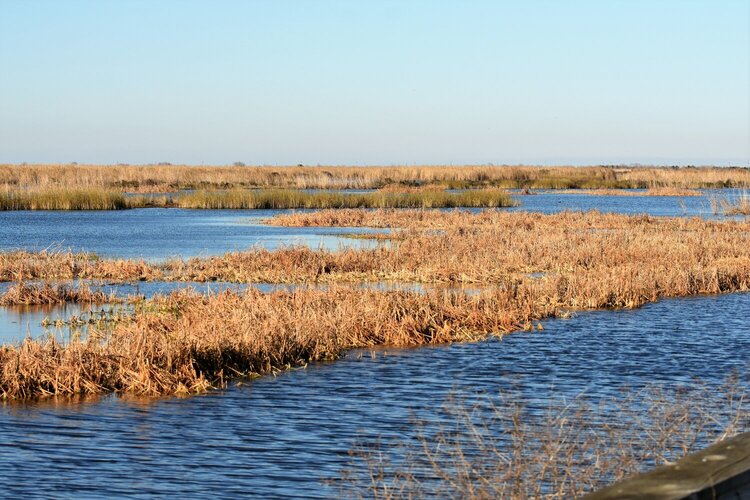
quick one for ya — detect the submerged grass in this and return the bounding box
[710,191,750,216]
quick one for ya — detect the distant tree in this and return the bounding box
[233,161,246,167]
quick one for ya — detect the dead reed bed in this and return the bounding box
[341,381,748,498]
[0,282,119,306]
[4,211,750,290]
[2,164,748,191]
[2,209,750,399]
[0,250,162,282]
[0,287,537,399]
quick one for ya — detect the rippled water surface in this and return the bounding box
[508,189,729,217]
[1,292,748,498]
[0,209,383,260]
[1,193,748,497]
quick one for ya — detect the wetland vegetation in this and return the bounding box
[1,169,748,497]
[2,164,749,192]
[2,209,750,400]
[0,186,515,210]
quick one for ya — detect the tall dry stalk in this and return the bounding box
[339,380,748,499]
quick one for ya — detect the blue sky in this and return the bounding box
[1,0,748,165]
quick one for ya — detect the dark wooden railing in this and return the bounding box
[585,432,750,499]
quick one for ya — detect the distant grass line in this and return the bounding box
[0,188,516,210]
[0,188,132,210]
[2,164,750,191]
[176,188,515,209]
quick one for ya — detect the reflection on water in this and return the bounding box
[0,302,128,345]
[0,292,748,497]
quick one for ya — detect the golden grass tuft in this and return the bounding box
[0,282,118,306]
[0,249,162,282]
[711,191,750,216]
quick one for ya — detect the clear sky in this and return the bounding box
[1,0,748,166]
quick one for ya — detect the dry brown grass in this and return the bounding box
[0,282,119,306]
[0,250,162,282]
[2,164,748,191]
[4,210,750,293]
[0,287,529,398]
[2,209,750,399]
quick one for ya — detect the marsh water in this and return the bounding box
[0,190,743,260]
[0,192,748,497]
[1,292,748,497]
[0,209,387,261]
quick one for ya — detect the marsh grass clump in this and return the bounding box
[0,187,132,210]
[340,380,748,499]
[0,287,532,399]
[173,188,516,209]
[0,249,162,282]
[0,282,119,306]
[711,191,750,216]
[557,188,702,196]
[0,187,516,210]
